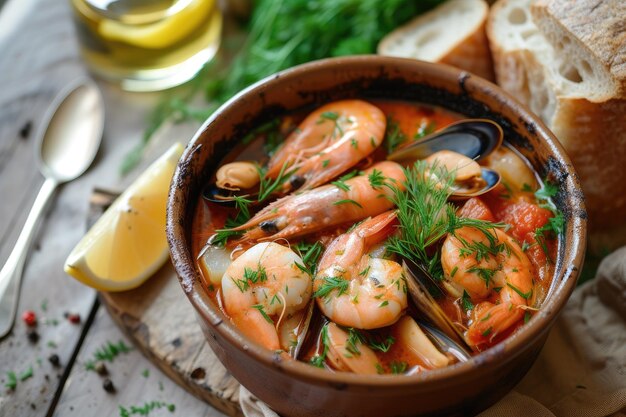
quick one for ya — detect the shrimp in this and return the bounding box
[266,100,386,191]
[232,161,406,242]
[221,242,312,351]
[313,211,408,329]
[441,227,535,347]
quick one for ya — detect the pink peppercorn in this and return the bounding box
[22,310,37,326]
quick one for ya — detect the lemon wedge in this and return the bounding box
[64,143,184,292]
[98,0,215,50]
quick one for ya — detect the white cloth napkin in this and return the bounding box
[239,247,626,417]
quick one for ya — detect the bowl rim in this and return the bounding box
[167,55,587,388]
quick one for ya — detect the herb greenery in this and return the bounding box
[123,0,445,174]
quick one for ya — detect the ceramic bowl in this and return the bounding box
[167,56,586,417]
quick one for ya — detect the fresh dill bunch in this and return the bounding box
[124,0,446,175]
[386,161,506,281]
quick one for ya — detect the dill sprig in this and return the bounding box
[314,276,349,298]
[294,241,323,276]
[309,324,330,368]
[118,401,176,417]
[84,340,133,371]
[386,161,506,281]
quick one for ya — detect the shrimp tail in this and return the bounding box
[466,302,524,346]
[355,210,398,242]
[231,310,280,351]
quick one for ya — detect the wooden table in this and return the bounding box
[0,0,228,415]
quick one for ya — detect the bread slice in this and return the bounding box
[531,0,626,100]
[488,0,626,251]
[378,0,494,81]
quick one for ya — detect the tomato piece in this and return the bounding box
[497,201,552,243]
[457,197,495,222]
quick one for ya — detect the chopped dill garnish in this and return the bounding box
[84,340,133,371]
[118,401,176,417]
[317,111,344,138]
[333,199,362,208]
[19,366,33,382]
[506,282,533,300]
[294,241,323,276]
[5,371,17,390]
[466,266,496,288]
[481,327,493,337]
[322,159,330,168]
[461,290,474,311]
[524,311,532,323]
[521,183,533,192]
[331,170,361,192]
[379,300,389,308]
[532,180,564,261]
[390,361,408,374]
[314,276,349,298]
[309,324,329,368]
[383,116,407,153]
[345,328,367,356]
[350,138,359,149]
[331,179,351,192]
[252,304,274,324]
[358,265,371,276]
[368,335,395,353]
[368,169,386,189]
[256,162,296,202]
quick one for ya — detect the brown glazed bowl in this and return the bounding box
[167,56,586,417]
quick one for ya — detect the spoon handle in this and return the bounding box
[0,177,58,338]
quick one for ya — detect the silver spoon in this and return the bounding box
[0,79,104,338]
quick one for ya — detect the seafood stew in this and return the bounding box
[191,99,561,376]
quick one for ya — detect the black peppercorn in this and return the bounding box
[27,329,39,343]
[48,354,61,367]
[102,378,115,393]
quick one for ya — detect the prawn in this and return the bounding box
[221,242,312,351]
[313,211,408,329]
[232,161,406,242]
[266,100,386,191]
[441,227,535,347]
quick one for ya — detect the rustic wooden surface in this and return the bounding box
[100,265,242,417]
[0,0,233,415]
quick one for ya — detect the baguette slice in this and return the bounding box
[488,0,626,251]
[378,0,494,81]
[531,0,626,100]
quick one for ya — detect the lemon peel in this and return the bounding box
[64,143,184,292]
[98,0,215,49]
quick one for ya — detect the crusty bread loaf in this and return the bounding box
[378,0,494,81]
[488,0,626,252]
[531,0,626,100]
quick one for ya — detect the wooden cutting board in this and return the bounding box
[90,189,243,417]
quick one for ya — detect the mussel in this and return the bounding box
[387,119,503,163]
[202,161,261,205]
[389,119,503,199]
[401,258,473,355]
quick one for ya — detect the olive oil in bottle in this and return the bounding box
[71,0,222,91]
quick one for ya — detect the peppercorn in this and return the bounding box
[102,378,115,393]
[48,354,61,367]
[22,310,37,326]
[27,329,40,343]
[67,313,81,324]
